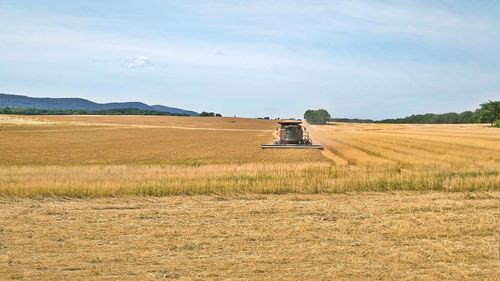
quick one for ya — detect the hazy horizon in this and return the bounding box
[1,0,499,119]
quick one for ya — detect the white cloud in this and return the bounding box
[128,55,151,68]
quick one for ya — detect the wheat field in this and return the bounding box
[0,115,498,196]
[1,115,499,280]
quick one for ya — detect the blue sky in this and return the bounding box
[1,0,499,119]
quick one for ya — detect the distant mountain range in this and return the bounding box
[0,93,198,116]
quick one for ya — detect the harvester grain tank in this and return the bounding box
[261,121,323,149]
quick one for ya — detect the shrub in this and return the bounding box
[493,119,500,128]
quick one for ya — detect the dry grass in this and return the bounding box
[0,192,498,280]
[0,115,499,196]
[0,162,497,197]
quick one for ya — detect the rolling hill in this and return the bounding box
[0,93,198,116]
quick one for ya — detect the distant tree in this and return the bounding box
[304,101,498,125]
[377,103,498,124]
[215,113,222,117]
[436,112,460,124]
[304,109,331,125]
[200,112,215,117]
[458,111,476,123]
[476,101,500,126]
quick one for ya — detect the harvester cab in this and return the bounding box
[261,121,323,149]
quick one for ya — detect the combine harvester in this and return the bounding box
[261,121,323,149]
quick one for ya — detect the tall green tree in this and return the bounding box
[476,101,500,126]
[304,109,331,125]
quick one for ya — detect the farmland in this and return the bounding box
[1,193,498,280]
[0,115,499,280]
[0,115,498,196]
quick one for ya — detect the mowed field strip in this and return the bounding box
[0,115,499,196]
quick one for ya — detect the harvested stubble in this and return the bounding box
[0,193,498,280]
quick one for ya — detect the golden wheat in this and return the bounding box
[1,116,499,280]
[0,115,499,197]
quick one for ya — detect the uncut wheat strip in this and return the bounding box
[0,163,334,187]
[1,164,497,196]
[0,170,336,197]
[322,167,453,192]
[461,174,500,190]
[0,168,231,196]
[0,162,332,179]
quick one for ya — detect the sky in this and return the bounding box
[1,0,499,119]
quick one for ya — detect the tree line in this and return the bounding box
[0,107,190,116]
[199,112,222,117]
[329,101,499,127]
